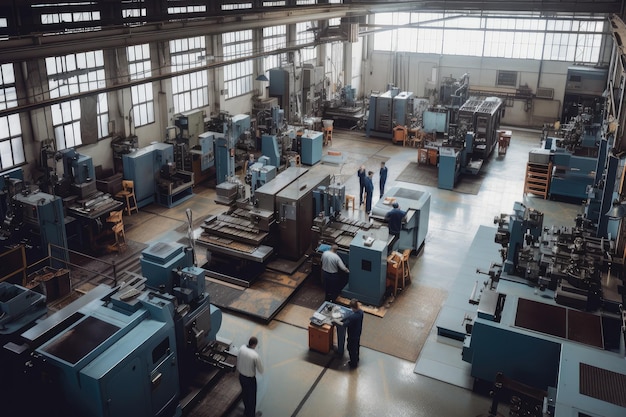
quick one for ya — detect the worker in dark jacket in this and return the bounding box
[379,161,388,198]
[385,202,406,247]
[364,171,374,214]
[357,165,366,206]
[334,298,364,369]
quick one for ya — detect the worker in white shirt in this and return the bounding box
[321,244,350,301]
[237,336,264,417]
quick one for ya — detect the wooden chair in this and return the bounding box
[106,210,127,252]
[115,180,138,215]
[392,125,408,145]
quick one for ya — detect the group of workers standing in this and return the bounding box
[357,161,388,215]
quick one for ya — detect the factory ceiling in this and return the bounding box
[0,1,620,63]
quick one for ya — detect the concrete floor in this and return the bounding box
[129,128,581,417]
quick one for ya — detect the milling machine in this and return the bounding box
[366,86,415,139]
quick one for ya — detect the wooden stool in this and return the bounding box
[345,194,356,211]
[386,251,404,296]
[115,180,139,216]
[323,127,333,146]
[401,248,412,287]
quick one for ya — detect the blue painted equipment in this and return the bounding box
[371,186,431,253]
[423,106,449,133]
[342,231,389,306]
[366,87,414,139]
[549,153,596,201]
[0,283,46,337]
[299,130,323,165]
[122,142,174,208]
[13,190,68,265]
[494,201,544,275]
[438,147,461,190]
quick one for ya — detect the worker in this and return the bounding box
[357,165,366,206]
[321,244,349,301]
[385,202,406,248]
[333,298,364,369]
[237,336,264,417]
[379,161,388,198]
[364,171,374,215]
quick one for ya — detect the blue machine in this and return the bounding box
[198,132,215,171]
[22,283,183,417]
[299,130,323,165]
[261,134,281,168]
[0,167,23,219]
[438,147,461,190]
[140,242,195,293]
[249,158,277,195]
[423,106,449,133]
[58,149,95,184]
[366,87,414,139]
[549,152,596,201]
[371,186,431,253]
[14,190,68,265]
[0,283,46,337]
[342,231,389,306]
[495,202,544,275]
[215,114,251,184]
[313,183,345,218]
[122,143,174,208]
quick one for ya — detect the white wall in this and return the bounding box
[365,51,574,128]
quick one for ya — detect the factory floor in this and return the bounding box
[125,128,581,417]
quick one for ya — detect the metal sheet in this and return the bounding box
[42,315,120,364]
[514,298,567,339]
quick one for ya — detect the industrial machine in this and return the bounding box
[494,201,544,277]
[370,185,431,253]
[366,86,414,139]
[156,163,194,208]
[426,200,626,417]
[0,166,24,220]
[215,114,251,185]
[562,66,608,124]
[298,130,323,165]
[276,169,331,260]
[247,155,277,196]
[6,189,69,265]
[168,111,216,185]
[323,84,366,129]
[258,106,295,169]
[1,242,236,417]
[122,142,174,208]
[341,230,390,306]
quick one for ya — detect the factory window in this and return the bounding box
[263,25,287,72]
[0,17,7,40]
[170,36,208,113]
[0,64,26,169]
[328,18,341,26]
[122,0,146,26]
[38,2,102,35]
[222,2,252,10]
[263,1,285,5]
[372,12,604,64]
[46,51,109,150]
[222,30,253,99]
[296,22,317,62]
[296,0,315,4]
[168,5,206,14]
[127,44,154,128]
[496,70,517,88]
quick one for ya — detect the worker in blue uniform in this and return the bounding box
[385,202,406,249]
[333,298,364,369]
[357,165,366,206]
[364,171,374,214]
[379,161,388,198]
